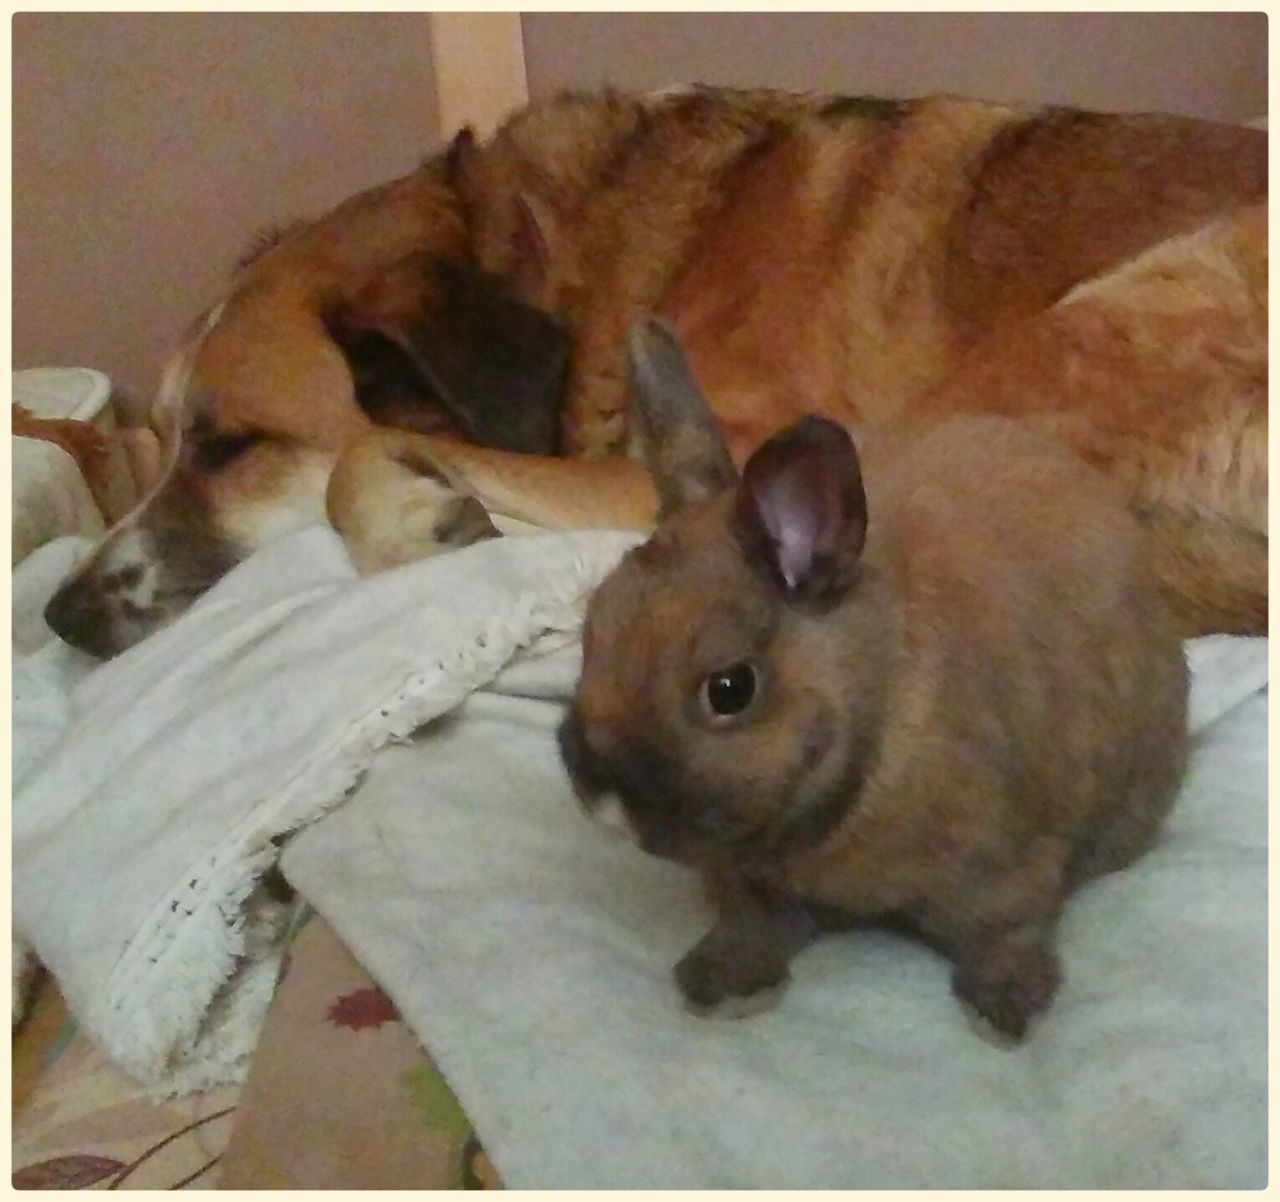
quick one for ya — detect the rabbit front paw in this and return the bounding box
[951,939,1061,1042]
[674,942,790,1019]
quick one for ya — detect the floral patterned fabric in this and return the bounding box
[11,987,236,1189]
[12,912,499,1189]
[219,912,500,1189]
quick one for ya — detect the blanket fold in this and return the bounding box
[12,526,640,1093]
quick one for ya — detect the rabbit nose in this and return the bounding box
[558,709,612,805]
[591,794,641,846]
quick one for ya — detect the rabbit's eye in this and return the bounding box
[701,662,758,720]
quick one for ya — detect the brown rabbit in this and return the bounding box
[559,316,1189,1041]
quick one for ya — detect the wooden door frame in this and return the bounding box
[426,12,529,139]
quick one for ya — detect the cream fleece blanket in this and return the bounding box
[12,526,1267,1185]
[279,630,1267,1189]
[11,525,639,1094]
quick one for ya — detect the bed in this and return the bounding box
[11,371,1267,1189]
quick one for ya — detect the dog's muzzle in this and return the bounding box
[44,573,121,659]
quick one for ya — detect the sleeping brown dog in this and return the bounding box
[44,87,1266,656]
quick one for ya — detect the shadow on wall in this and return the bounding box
[522,11,1267,123]
[12,12,440,420]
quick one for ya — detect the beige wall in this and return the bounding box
[13,13,440,414]
[15,13,1265,414]
[522,12,1266,123]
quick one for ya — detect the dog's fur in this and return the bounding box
[45,88,1267,655]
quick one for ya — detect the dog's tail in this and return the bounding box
[933,203,1267,637]
[1140,505,1268,638]
[1136,397,1268,637]
[1091,371,1268,638]
[1025,401,1268,638]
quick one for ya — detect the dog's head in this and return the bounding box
[45,132,575,659]
[42,301,340,657]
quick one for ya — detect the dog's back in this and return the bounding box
[48,88,1265,657]
[463,90,1263,442]
[459,89,1265,633]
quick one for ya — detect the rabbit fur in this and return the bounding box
[559,316,1189,1041]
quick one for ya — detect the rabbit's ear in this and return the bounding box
[626,316,736,514]
[735,416,867,603]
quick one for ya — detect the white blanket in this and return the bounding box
[11,525,638,1093]
[281,633,1267,1189]
[12,527,1267,1186]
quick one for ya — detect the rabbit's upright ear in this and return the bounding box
[735,416,867,604]
[626,316,736,514]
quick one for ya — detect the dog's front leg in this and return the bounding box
[326,428,500,575]
[327,427,659,574]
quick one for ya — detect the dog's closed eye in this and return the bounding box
[192,430,263,472]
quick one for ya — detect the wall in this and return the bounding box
[15,12,1265,412]
[13,13,440,414]
[522,12,1266,123]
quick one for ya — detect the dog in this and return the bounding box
[44,87,1267,656]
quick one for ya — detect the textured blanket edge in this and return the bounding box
[79,538,631,1096]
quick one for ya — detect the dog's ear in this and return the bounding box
[342,255,570,455]
[445,126,479,181]
[626,316,736,514]
[406,259,569,453]
[510,192,556,299]
[446,126,558,303]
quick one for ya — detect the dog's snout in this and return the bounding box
[45,577,114,659]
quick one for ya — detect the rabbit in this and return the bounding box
[558,315,1190,1041]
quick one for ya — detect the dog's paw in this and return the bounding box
[343,485,499,575]
[327,430,500,576]
[430,494,499,550]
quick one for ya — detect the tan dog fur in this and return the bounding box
[346,92,1267,635]
[46,88,1266,655]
